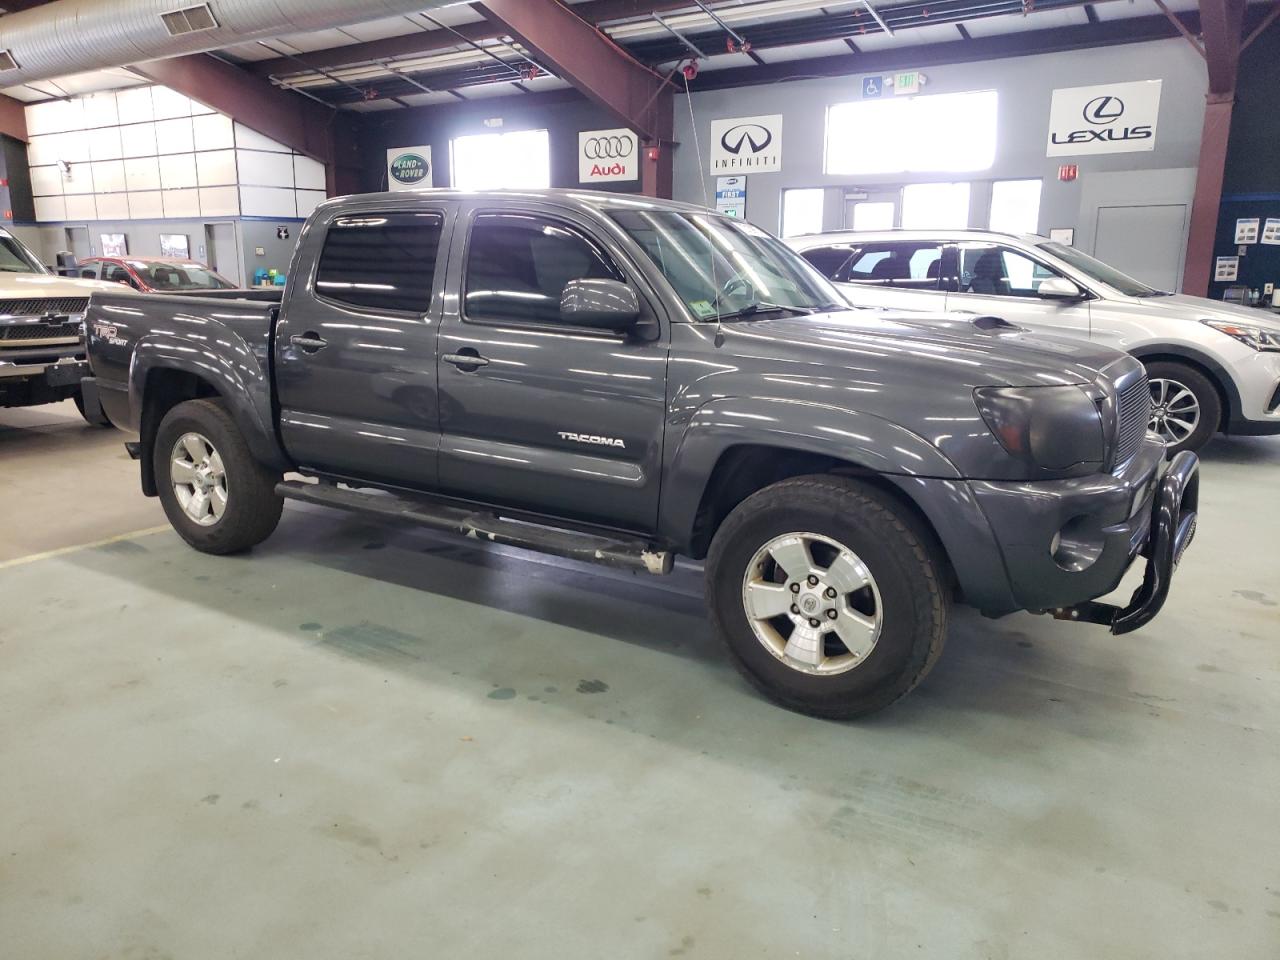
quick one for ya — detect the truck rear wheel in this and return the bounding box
[706,475,948,719]
[154,399,283,555]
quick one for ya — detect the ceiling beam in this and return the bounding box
[1198,0,1247,93]
[473,0,673,143]
[131,54,363,195]
[0,92,27,140]
[249,0,695,80]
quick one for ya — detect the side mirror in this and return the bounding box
[1038,276,1084,300]
[560,278,640,330]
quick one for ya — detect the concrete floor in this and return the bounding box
[2,400,1278,959]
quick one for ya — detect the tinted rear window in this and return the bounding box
[315,212,443,313]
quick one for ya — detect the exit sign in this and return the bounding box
[892,71,921,96]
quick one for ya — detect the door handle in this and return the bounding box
[290,332,328,353]
[442,350,489,370]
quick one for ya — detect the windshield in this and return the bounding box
[610,209,846,320]
[1038,242,1160,297]
[0,229,47,274]
[128,260,234,290]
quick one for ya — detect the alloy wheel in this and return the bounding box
[741,532,883,676]
[170,432,227,527]
[1148,377,1200,445]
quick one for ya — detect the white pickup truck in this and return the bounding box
[0,226,127,421]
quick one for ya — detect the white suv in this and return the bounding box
[788,230,1280,454]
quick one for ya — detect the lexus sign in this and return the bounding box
[1046,80,1162,157]
[709,114,783,174]
[579,127,638,183]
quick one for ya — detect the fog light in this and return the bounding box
[1051,516,1105,572]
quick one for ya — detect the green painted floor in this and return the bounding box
[2,403,1278,958]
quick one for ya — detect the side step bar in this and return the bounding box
[276,480,674,575]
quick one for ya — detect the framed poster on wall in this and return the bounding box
[100,234,127,257]
[159,234,189,258]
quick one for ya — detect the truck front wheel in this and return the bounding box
[154,399,283,555]
[706,475,948,719]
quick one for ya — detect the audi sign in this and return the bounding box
[579,127,639,183]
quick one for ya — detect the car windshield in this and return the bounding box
[128,260,233,290]
[0,229,47,274]
[1038,241,1163,297]
[610,209,846,320]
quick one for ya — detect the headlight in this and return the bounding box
[974,385,1105,473]
[1202,319,1280,352]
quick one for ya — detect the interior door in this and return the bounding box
[946,242,1091,339]
[274,207,451,489]
[1094,204,1187,293]
[204,222,241,286]
[436,206,668,532]
[64,226,91,264]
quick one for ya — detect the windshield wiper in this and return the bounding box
[716,302,820,321]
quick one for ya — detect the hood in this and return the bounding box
[1134,293,1280,332]
[727,308,1125,388]
[0,272,135,298]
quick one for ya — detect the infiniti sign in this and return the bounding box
[709,114,783,173]
[1047,81,1161,157]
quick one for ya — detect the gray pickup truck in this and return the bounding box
[82,190,1199,718]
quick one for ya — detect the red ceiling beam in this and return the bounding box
[0,92,27,140]
[1199,0,1247,93]
[131,54,362,195]
[473,0,673,142]
[249,0,694,80]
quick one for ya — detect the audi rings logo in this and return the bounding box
[719,123,773,156]
[584,134,634,160]
[1083,96,1125,124]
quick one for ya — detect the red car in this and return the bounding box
[81,256,238,293]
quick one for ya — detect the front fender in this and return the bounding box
[657,395,962,551]
[130,331,289,471]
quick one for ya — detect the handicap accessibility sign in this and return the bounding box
[862,76,883,99]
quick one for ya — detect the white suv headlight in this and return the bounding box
[1202,319,1280,352]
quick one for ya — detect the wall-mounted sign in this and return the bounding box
[387,146,433,192]
[715,175,746,218]
[100,233,127,257]
[1058,164,1079,182]
[578,127,638,183]
[1262,218,1280,245]
[709,114,783,174]
[1234,218,1260,244]
[892,71,922,96]
[861,76,883,99]
[1049,227,1075,246]
[1046,80,1162,157]
[1214,256,1239,282]
[276,226,290,240]
[159,234,188,258]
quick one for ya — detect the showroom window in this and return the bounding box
[901,182,971,230]
[825,90,998,175]
[450,129,551,191]
[845,241,945,290]
[989,179,1043,235]
[781,188,825,238]
[464,212,623,326]
[315,212,443,313]
[851,201,895,231]
[955,244,1063,297]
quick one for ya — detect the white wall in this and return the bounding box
[24,85,327,223]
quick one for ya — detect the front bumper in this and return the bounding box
[0,356,86,406]
[967,437,1197,631]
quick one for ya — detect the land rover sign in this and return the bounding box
[387,146,433,191]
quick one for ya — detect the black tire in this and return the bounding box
[706,475,948,719]
[1143,360,1221,455]
[154,398,283,554]
[73,389,111,427]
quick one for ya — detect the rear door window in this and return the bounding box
[315,212,443,313]
[798,245,857,282]
[846,242,944,291]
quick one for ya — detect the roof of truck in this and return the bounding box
[321,188,715,217]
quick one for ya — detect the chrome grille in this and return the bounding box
[0,320,81,342]
[0,297,90,317]
[1115,372,1152,464]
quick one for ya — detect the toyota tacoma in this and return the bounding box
[80,191,1199,718]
